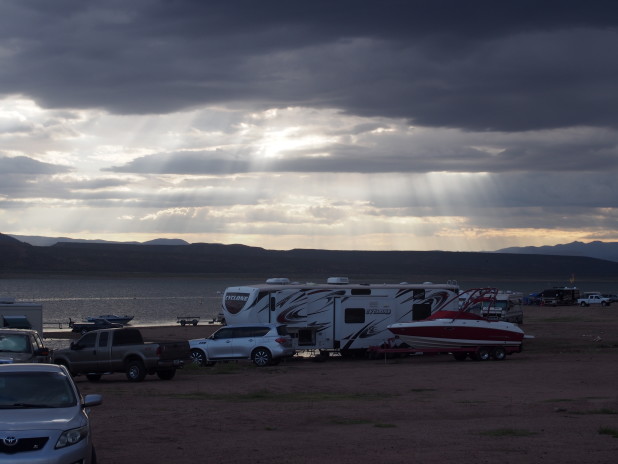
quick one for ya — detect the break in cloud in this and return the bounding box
[0,0,617,251]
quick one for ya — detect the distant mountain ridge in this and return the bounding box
[9,234,189,247]
[2,233,618,282]
[497,241,618,263]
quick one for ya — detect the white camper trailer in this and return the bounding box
[221,277,460,355]
[0,297,43,334]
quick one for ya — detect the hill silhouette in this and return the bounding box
[2,233,617,282]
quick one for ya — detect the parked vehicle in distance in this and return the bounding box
[86,314,134,325]
[0,363,102,463]
[0,328,51,364]
[602,294,618,303]
[189,323,295,367]
[577,294,612,307]
[540,287,580,306]
[69,318,122,334]
[54,328,189,382]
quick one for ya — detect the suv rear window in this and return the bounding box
[276,325,289,336]
[236,327,270,337]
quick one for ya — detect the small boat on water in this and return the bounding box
[386,288,528,360]
[86,314,134,325]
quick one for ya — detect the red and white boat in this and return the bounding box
[385,288,528,360]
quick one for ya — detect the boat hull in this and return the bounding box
[388,319,524,350]
[86,315,134,325]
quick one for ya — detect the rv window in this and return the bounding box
[345,308,365,323]
[412,303,431,321]
[351,289,371,295]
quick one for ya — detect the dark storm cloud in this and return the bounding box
[1,1,617,131]
[0,155,71,175]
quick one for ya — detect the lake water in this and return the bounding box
[1,275,616,330]
[0,276,260,329]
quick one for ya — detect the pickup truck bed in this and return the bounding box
[53,327,190,382]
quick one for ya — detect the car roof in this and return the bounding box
[0,328,37,335]
[0,363,66,373]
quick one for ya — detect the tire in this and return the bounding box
[125,360,147,382]
[156,369,176,380]
[453,352,467,361]
[192,319,198,326]
[252,348,272,367]
[492,347,507,361]
[477,347,491,361]
[580,302,587,307]
[602,301,608,307]
[86,374,102,382]
[190,348,207,366]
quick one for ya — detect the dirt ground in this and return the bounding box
[48,305,618,464]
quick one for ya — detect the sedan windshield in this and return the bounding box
[0,371,77,408]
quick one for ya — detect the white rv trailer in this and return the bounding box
[221,277,460,355]
[0,297,44,334]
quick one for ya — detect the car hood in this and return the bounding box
[0,406,85,430]
[0,352,32,363]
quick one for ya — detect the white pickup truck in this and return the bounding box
[577,294,612,307]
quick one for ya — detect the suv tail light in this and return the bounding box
[275,337,288,345]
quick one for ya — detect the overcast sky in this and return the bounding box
[1,0,617,251]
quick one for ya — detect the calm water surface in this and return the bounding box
[0,276,259,328]
[1,275,615,330]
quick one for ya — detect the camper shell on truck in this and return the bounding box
[221,277,460,356]
[0,297,43,334]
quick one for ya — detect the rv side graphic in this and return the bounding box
[221,277,460,355]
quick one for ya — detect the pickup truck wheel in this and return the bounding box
[252,348,272,367]
[126,360,147,382]
[86,374,102,382]
[602,301,609,307]
[580,301,587,307]
[156,369,176,380]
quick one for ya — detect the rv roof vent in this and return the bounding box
[266,278,291,285]
[327,277,349,285]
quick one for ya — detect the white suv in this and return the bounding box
[189,323,295,367]
[0,363,102,463]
